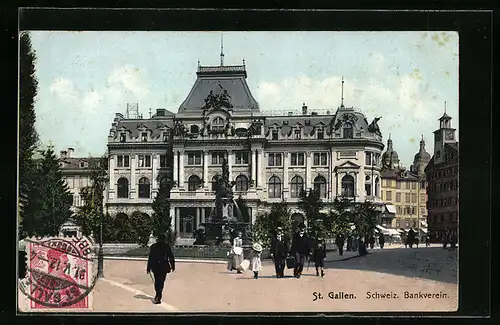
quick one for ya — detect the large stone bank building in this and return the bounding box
[97,61,387,242]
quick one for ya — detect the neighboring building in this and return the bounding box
[380,137,429,236]
[105,58,387,243]
[59,148,104,215]
[425,111,459,242]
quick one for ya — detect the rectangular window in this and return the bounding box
[405,193,410,203]
[386,191,392,201]
[365,152,372,166]
[141,132,148,142]
[211,152,225,165]
[365,183,372,196]
[294,129,301,139]
[117,155,130,168]
[396,181,401,189]
[397,206,402,214]
[291,153,305,166]
[268,153,282,167]
[272,130,279,140]
[137,155,151,168]
[411,193,417,203]
[119,133,126,143]
[411,207,415,215]
[235,151,249,165]
[317,130,324,139]
[313,153,328,166]
[411,182,417,190]
[160,154,167,168]
[162,132,169,142]
[396,192,401,202]
[188,152,202,165]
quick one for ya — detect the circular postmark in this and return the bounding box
[19,236,98,310]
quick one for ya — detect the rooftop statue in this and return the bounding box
[368,117,382,135]
[202,85,234,110]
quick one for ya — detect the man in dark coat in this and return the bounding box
[270,227,288,278]
[335,234,345,256]
[378,233,385,249]
[313,237,327,277]
[290,223,312,279]
[407,227,416,248]
[147,234,176,304]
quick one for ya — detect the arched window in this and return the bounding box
[343,123,353,139]
[341,174,355,197]
[235,175,249,192]
[117,177,129,198]
[138,177,151,198]
[211,175,219,192]
[290,176,304,198]
[375,177,380,197]
[188,175,202,191]
[313,176,327,198]
[212,117,225,131]
[268,176,282,198]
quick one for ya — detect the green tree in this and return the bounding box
[329,197,353,236]
[350,201,379,256]
[298,189,324,238]
[22,147,73,236]
[18,32,40,238]
[130,210,153,246]
[150,193,176,246]
[74,156,109,240]
[253,201,292,246]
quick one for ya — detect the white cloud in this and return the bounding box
[49,77,77,101]
[107,65,150,98]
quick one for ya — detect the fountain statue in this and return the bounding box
[198,157,252,247]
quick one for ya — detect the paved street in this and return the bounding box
[18,246,457,313]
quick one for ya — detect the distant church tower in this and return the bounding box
[411,135,431,177]
[381,134,400,170]
[433,102,457,165]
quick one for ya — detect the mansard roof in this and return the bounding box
[178,65,260,112]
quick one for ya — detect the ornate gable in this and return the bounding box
[336,160,361,169]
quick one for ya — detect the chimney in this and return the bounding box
[67,148,74,158]
[302,102,308,115]
[60,150,67,159]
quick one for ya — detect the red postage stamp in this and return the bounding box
[19,236,97,311]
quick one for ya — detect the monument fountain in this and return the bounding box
[197,158,253,247]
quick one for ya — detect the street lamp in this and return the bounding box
[97,174,105,278]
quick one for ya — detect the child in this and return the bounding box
[313,237,326,277]
[249,243,263,279]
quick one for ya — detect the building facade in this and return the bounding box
[425,112,459,242]
[99,60,386,242]
[380,136,429,235]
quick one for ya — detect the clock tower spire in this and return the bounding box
[433,101,456,165]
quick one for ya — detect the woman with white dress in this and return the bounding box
[248,243,263,279]
[230,232,244,273]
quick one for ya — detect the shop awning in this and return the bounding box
[385,204,397,214]
[376,225,390,234]
[388,229,401,236]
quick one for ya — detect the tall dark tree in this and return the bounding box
[350,201,379,256]
[329,197,353,236]
[19,32,40,237]
[235,195,250,223]
[298,188,324,238]
[150,193,176,246]
[253,201,292,246]
[22,147,73,236]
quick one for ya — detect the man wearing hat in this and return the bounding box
[147,233,176,304]
[270,226,288,278]
[312,236,327,277]
[290,223,312,278]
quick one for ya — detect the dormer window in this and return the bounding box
[79,161,86,168]
[141,132,148,142]
[343,123,353,139]
[317,129,324,140]
[294,129,301,139]
[272,130,279,140]
[162,132,169,142]
[190,125,199,134]
[436,151,441,159]
[119,133,126,142]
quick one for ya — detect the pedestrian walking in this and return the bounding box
[248,243,263,279]
[425,235,430,247]
[231,232,244,273]
[146,233,176,304]
[270,227,288,278]
[290,223,312,279]
[313,237,326,277]
[408,227,416,248]
[378,233,385,249]
[335,234,345,256]
[369,235,375,249]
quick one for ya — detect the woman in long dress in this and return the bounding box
[249,243,262,279]
[232,232,244,273]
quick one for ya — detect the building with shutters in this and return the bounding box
[103,58,388,243]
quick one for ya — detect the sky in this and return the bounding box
[29,31,459,168]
